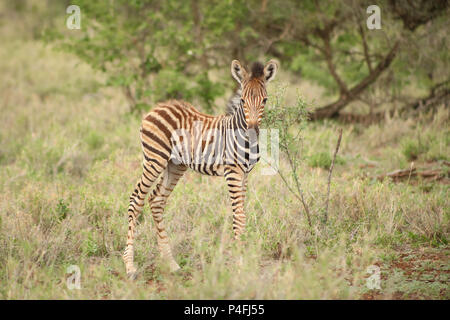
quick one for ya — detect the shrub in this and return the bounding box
[307,152,345,169]
[401,137,429,161]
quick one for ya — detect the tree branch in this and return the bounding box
[311,41,400,120]
[358,21,373,73]
[323,128,343,225]
[312,19,349,97]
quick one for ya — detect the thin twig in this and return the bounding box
[323,128,343,225]
[285,147,313,228]
[259,152,312,228]
[406,162,415,185]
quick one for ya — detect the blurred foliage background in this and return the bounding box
[8,0,445,115]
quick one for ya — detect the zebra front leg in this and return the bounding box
[224,166,247,240]
[150,161,187,272]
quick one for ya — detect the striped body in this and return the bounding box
[161,101,260,175]
[123,60,278,278]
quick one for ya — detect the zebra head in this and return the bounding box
[230,59,278,134]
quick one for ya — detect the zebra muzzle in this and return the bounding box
[248,123,260,137]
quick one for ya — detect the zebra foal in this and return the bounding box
[123,59,278,278]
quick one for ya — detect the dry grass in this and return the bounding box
[0,22,448,299]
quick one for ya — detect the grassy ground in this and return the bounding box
[0,33,448,299]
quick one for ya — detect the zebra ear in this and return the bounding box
[264,60,278,82]
[231,60,248,85]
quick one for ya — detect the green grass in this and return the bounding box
[0,22,448,299]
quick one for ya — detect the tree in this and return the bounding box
[252,0,448,119]
[46,0,448,118]
[48,0,238,113]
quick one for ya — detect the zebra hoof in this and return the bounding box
[127,271,137,280]
[169,262,181,273]
[127,267,137,280]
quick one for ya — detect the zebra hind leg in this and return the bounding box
[123,158,167,280]
[149,160,187,272]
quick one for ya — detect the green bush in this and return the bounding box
[55,199,70,221]
[85,131,104,151]
[401,138,429,161]
[307,152,345,169]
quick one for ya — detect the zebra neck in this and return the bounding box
[225,87,242,115]
[228,104,247,130]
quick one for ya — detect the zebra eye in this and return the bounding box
[240,99,245,106]
[262,98,268,104]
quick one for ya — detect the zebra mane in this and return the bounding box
[225,87,242,115]
[250,62,264,78]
